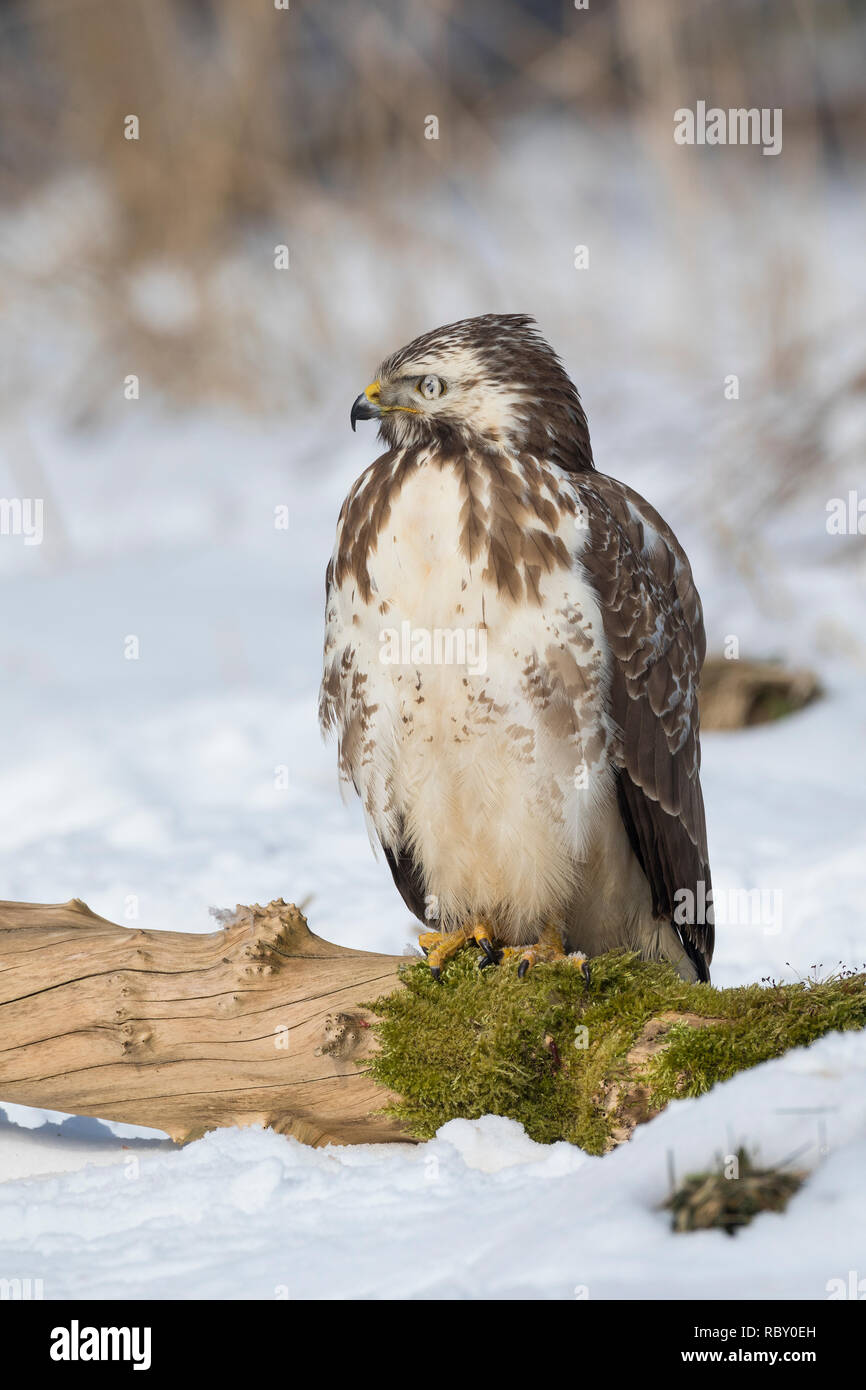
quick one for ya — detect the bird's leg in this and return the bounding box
[419,920,590,984]
[502,923,592,984]
[418,920,499,980]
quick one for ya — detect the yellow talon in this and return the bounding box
[504,924,591,983]
[419,921,497,977]
[419,920,590,986]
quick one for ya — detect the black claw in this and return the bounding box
[517,959,529,979]
[581,961,591,989]
[430,966,441,982]
[477,937,502,969]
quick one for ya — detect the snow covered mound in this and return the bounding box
[1,1027,864,1300]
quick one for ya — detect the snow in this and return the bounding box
[1,131,865,1299]
[2,1030,865,1299]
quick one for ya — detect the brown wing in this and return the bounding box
[576,472,713,979]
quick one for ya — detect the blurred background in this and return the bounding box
[0,0,864,978]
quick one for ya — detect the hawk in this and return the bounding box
[319,314,713,982]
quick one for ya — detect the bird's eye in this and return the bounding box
[417,374,445,400]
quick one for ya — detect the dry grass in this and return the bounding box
[665,1146,805,1235]
[0,0,862,415]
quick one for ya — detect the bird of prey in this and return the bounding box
[319,314,713,982]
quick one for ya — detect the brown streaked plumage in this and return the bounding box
[320,314,713,981]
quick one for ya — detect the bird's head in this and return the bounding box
[350,313,593,470]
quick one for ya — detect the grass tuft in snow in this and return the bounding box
[364,950,866,1153]
[664,1146,805,1236]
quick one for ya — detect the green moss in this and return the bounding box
[363,950,866,1153]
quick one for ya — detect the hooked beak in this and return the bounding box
[350,381,383,431]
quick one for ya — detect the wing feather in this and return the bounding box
[577,473,714,979]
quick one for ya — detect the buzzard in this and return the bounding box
[319,314,713,982]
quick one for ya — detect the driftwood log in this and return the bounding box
[0,898,410,1146]
[0,897,728,1151]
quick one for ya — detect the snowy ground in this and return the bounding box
[0,140,865,1298]
[2,1028,865,1300]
